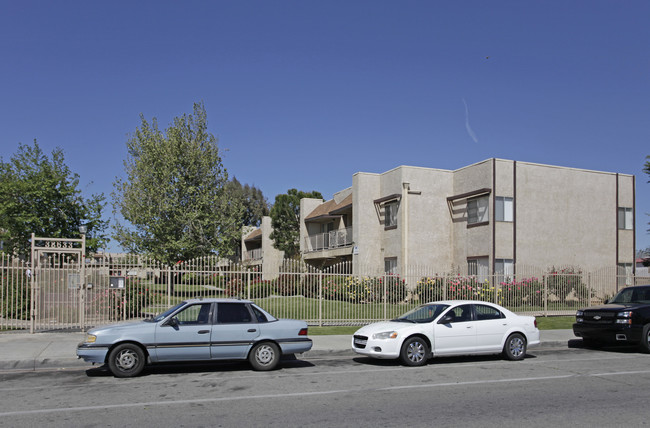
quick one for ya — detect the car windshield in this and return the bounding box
[148,302,187,322]
[609,287,650,304]
[393,304,449,323]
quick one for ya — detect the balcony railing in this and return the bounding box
[306,226,353,252]
[244,248,263,261]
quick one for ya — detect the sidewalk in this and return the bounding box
[0,329,577,372]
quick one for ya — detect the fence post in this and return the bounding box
[247,270,251,300]
[587,272,592,307]
[318,271,323,327]
[383,273,387,321]
[543,275,548,317]
[167,268,172,309]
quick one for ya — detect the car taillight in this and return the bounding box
[534,318,538,328]
[299,328,308,336]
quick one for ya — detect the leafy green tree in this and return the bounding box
[112,102,243,264]
[270,189,323,258]
[223,177,270,256]
[0,141,108,256]
[226,177,270,228]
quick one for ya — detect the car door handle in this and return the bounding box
[248,329,257,333]
[198,330,210,334]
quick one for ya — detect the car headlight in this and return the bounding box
[576,310,584,317]
[85,334,97,343]
[372,331,398,340]
[616,311,633,324]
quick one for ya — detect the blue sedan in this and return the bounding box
[77,298,313,377]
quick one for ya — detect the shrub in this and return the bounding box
[0,268,30,320]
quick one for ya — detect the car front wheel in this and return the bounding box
[640,324,650,353]
[108,343,146,378]
[400,337,429,367]
[249,342,280,371]
[503,333,527,361]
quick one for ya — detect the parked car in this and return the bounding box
[573,284,650,351]
[77,298,313,377]
[351,300,540,366]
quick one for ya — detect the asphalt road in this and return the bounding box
[1,346,649,427]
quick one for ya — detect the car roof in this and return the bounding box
[421,300,498,306]
[182,298,254,304]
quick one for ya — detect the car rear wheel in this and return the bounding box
[249,342,280,371]
[503,333,527,361]
[400,337,429,367]
[108,343,145,378]
[640,324,650,353]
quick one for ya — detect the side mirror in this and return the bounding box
[438,315,453,324]
[166,317,179,328]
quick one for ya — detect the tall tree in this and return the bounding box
[270,189,323,258]
[223,177,270,256]
[0,141,108,256]
[112,102,243,264]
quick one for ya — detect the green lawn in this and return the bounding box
[308,316,575,335]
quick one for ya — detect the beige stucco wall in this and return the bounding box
[515,162,619,269]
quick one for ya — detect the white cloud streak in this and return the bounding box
[462,98,479,143]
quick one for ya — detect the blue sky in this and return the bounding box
[1,1,649,253]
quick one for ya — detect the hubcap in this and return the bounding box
[407,341,425,362]
[509,337,525,357]
[256,345,275,365]
[116,349,138,370]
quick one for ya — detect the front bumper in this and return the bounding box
[351,335,401,359]
[573,323,643,344]
[76,343,110,364]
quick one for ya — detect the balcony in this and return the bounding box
[243,248,263,261]
[305,227,353,252]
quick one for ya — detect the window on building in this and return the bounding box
[467,196,489,225]
[617,263,633,287]
[495,259,514,284]
[618,207,633,230]
[467,257,489,282]
[385,201,398,229]
[495,197,513,222]
[385,258,398,275]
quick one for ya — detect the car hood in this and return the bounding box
[88,320,156,336]
[580,303,646,311]
[354,321,417,336]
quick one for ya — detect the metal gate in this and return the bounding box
[30,233,86,333]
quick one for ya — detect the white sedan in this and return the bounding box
[352,300,540,366]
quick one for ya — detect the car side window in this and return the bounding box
[447,304,473,323]
[216,303,253,324]
[251,305,269,323]
[175,303,212,325]
[475,304,503,321]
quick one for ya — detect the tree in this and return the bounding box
[226,177,270,228]
[223,177,270,256]
[112,102,243,264]
[270,189,323,258]
[0,141,108,256]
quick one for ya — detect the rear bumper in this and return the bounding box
[572,323,642,344]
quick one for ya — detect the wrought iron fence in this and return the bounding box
[1,252,649,332]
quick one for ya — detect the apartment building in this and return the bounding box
[299,159,636,276]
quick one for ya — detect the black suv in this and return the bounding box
[573,285,650,351]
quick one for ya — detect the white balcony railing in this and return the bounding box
[244,248,263,261]
[306,227,353,252]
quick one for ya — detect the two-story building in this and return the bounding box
[299,159,636,277]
